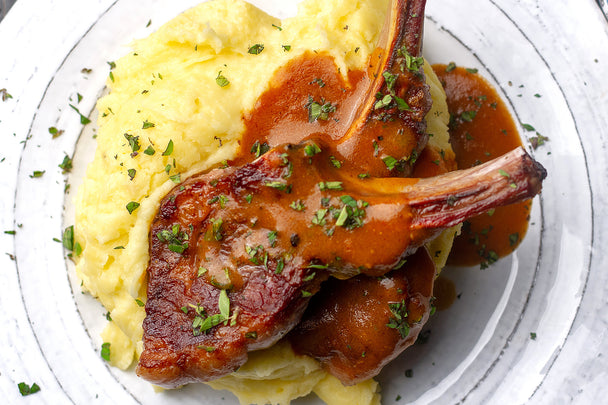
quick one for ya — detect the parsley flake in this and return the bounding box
[216,71,230,87]
[127,168,136,180]
[17,382,40,396]
[162,139,174,156]
[59,154,73,173]
[69,104,91,125]
[48,126,65,138]
[142,120,155,129]
[248,44,264,55]
[318,181,343,191]
[306,96,336,122]
[126,201,140,214]
[304,142,322,156]
[101,342,111,361]
[0,88,13,102]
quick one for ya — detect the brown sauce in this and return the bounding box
[432,275,457,311]
[235,50,431,180]
[237,52,369,161]
[230,56,532,303]
[432,65,532,267]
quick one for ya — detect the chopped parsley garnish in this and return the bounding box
[48,126,64,138]
[387,300,410,338]
[245,244,266,265]
[264,181,290,192]
[250,140,270,158]
[135,298,145,307]
[169,173,181,184]
[101,342,111,361]
[190,304,221,336]
[329,156,342,168]
[394,96,410,111]
[209,218,224,241]
[529,133,549,149]
[62,225,82,256]
[0,88,13,102]
[17,382,41,396]
[304,142,322,156]
[306,262,329,270]
[162,139,174,156]
[521,123,535,131]
[460,110,477,122]
[382,156,399,170]
[318,181,343,191]
[191,289,236,336]
[216,71,230,87]
[127,168,136,180]
[282,45,291,52]
[374,93,393,110]
[509,233,520,247]
[445,62,456,72]
[58,154,73,173]
[530,332,537,340]
[248,44,264,54]
[311,77,326,87]
[382,71,398,91]
[479,249,499,269]
[207,194,229,208]
[244,194,253,204]
[157,224,189,253]
[267,230,278,247]
[142,119,155,129]
[290,200,306,211]
[126,201,140,214]
[466,68,479,74]
[144,145,155,155]
[306,96,336,122]
[124,133,140,153]
[69,104,91,125]
[336,195,368,230]
[312,209,328,226]
[272,23,282,31]
[275,257,285,274]
[404,54,424,72]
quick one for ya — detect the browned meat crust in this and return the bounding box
[137,142,545,387]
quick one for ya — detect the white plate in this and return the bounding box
[1,0,607,403]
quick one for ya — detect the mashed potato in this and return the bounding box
[74,0,454,403]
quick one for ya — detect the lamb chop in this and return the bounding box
[136,142,546,387]
[289,246,436,385]
[239,0,431,178]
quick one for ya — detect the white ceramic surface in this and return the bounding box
[1,1,607,404]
